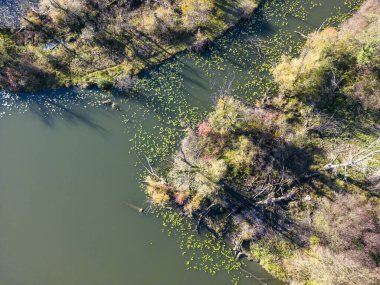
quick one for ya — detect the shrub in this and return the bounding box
[154,6,177,34]
[344,72,380,110]
[181,0,215,30]
[224,135,257,176]
[145,176,171,206]
[239,0,258,18]
[273,0,380,111]
[356,39,380,69]
[184,193,206,215]
[115,75,136,92]
[78,26,96,42]
[197,120,212,137]
[0,34,16,67]
[285,246,378,285]
[174,192,188,205]
[314,194,379,252]
[39,0,85,26]
[200,158,227,183]
[192,29,210,52]
[96,77,113,90]
[273,28,338,96]
[208,96,244,135]
[140,8,159,35]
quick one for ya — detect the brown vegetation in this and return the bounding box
[0,0,260,92]
[286,194,380,284]
[146,1,380,283]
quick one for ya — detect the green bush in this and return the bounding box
[224,135,257,176]
[273,3,380,111]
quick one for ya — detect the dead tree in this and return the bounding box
[323,137,380,174]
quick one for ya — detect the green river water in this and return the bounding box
[0,1,361,284]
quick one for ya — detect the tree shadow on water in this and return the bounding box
[6,89,110,137]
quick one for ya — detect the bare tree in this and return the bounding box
[323,137,380,174]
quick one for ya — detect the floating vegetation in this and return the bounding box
[158,209,242,275]
[118,0,365,283]
[123,0,364,165]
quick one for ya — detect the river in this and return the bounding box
[0,1,360,284]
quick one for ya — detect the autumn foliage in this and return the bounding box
[273,0,380,110]
[146,1,380,284]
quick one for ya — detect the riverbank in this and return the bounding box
[146,1,380,284]
[0,0,261,93]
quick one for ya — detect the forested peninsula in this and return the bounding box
[0,0,259,92]
[146,1,380,284]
